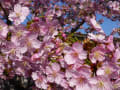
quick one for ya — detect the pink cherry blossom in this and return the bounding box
[89,77,113,90]
[113,78,120,90]
[105,35,115,52]
[108,1,120,11]
[0,20,9,38]
[68,74,91,90]
[64,42,87,65]
[96,63,115,77]
[89,16,104,33]
[9,4,30,25]
[21,34,42,50]
[15,67,25,76]
[60,79,69,89]
[0,0,120,90]
[89,45,106,63]
[0,62,5,76]
[88,33,105,42]
[46,63,64,85]
[113,48,120,61]
[32,71,48,89]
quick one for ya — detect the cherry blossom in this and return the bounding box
[0,0,119,90]
[46,63,64,85]
[64,42,87,65]
[89,77,113,90]
[113,48,120,61]
[88,16,104,33]
[88,33,105,42]
[8,4,30,25]
[0,20,9,38]
[89,45,106,63]
[108,1,120,11]
[32,71,48,89]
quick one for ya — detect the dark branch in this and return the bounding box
[71,20,85,33]
[56,16,65,27]
[0,3,12,25]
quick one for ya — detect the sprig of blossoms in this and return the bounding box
[0,0,119,90]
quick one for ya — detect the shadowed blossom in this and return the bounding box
[32,71,48,89]
[113,48,120,61]
[107,1,120,11]
[0,20,9,38]
[46,63,64,85]
[105,35,115,52]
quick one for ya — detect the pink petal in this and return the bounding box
[64,52,76,65]
[14,4,22,13]
[55,74,64,84]
[97,69,104,76]
[69,78,77,87]
[47,75,54,82]
[51,63,60,72]
[72,42,83,52]
[46,66,53,74]
[78,51,87,60]
[76,84,91,90]
[32,72,39,80]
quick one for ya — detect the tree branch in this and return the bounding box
[0,3,12,25]
[71,20,85,33]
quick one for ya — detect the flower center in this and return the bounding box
[97,81,104,88]
[27,39,32,47]
[72,52,78,57]
[78,76,85,84]
[10,49,16,54]
[94,51,101,59]
[37,77,43,83]
[105,67,111,75]
[16,31,22,37]
[0,26,3,30]
[16,12,21,17]
[52,71,57,77]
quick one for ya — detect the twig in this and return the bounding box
[71,19,85,33]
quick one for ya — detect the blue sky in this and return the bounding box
[55,1,120,36]
[21,1,120,37]
[23,13,120,37]
[79,14,120,36]
[96,14,120,36]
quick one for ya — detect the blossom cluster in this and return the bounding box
[0,0,120,90]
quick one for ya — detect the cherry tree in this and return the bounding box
[0,0,120,90]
